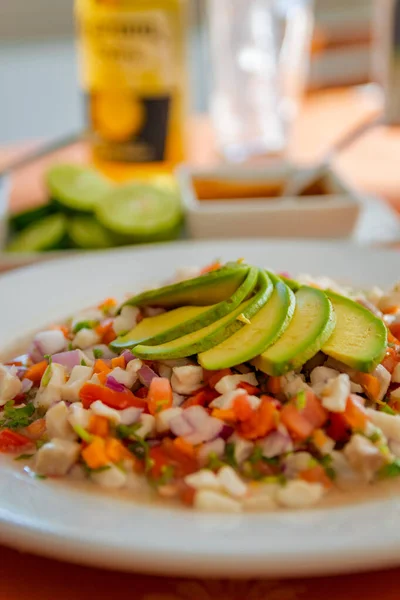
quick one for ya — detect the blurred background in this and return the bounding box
[0,0,375,143]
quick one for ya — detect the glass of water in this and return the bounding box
[207,0,314,162]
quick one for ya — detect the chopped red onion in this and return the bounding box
[106,375,126,393]
[185,418,224,446]
[52,350,82,371]
[183,406,210,429]
[122,349,136,364]
[16,367,27,380]
[138,365,159,387]
[198,438,226,465]
[21,379,33,393]
[261,430,293,458]
[31,330,66,360]
[219,424,235,440]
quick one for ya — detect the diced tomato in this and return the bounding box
[326,413,348,442]
[147,378,173,416]
[96,320,117,345]
[79,383,147,410]
[0,429,33,453]
[179,484,196,507]
[24,361,48,384]
[206,369,232,389]
[343,395,368,430]
[233,394,254,421]
[181,387,219,409]
[161,438,198,477]
[300,465,332,489]
[111,355,126,370]
[381,347,399,375]
[238,396,277,440]
[237,381,260,395]
[301,392,328,428]
[149,446,170,479]
[280,404,314,441]
[93,359,112,375]
[266,376,282,395]
[135,386,148,399]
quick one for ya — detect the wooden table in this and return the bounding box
[1,86,400,599]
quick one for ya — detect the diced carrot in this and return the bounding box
[280,404,314,440]
[98,297,117,311]
[211,408,236,421]
[24,361,48,384]
[326,413,349,443]
[383,306,400,315]
[79,382,147,410]
[301,392,328,428]
[0,429,33,453]
[200,261,221,274]
[238,381,261,395]
[148,378,173,416]
[312,428,330,451]
[233,394,254,421]
[173,437,195,458]
[179,484,196,506]
[105,437,132,463]
[82,437,109,469]
[357,373,381,401]
[97,372,108,385]
[96,320,117,344]
[111,355,126,370]
[343,395,368,430]
[266,376,282,395]
[51,324,70,338]
[206,369,232,389]
[238,396,277,440]
[24,418,46,440]
[88,415,110,438]
[300,465,333,489]
[182,387,219,409]
[381,347,399,374]
[94,359,112,375]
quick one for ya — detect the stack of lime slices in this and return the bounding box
[7,164,183,252]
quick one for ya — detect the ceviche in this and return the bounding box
[1,260,400,512]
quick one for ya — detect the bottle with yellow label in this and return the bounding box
[75,0,188,180]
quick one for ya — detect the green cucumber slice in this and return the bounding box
[47,164,113,213]
[69,216,115,249]
[95,183,182,240]
[6,214,68,253]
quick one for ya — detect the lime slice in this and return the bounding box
[69,216,116,249]
[9,204,57,232]
[46,164,113,213]
[6,214,68,253]
[95,183,182,242]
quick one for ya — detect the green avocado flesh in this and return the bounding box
[253,286,336,376]
[111,266,259,349]
[133,300,253,360]
[120,265,250,310]
[199,274,294,370]
[322,291,387,372]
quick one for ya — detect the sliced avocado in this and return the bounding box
[322,291,387,372]
[133,269,272,360]
[253,286,336,376]
[112,266,261,350]
[119,263,249,310]
[111,305,213,350]
[199,274,295,370]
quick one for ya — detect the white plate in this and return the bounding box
[1,239,400,579]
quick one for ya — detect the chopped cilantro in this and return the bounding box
[82,463,111,476]
[126,434,152,471]
[73,320,99,334]
[296,389,306,411]
[0,401,35,430]
[262,474,286,485]
[34,474,47,480]
[68,342,73,351]
[80,359,87,366]
[248,446,263,464]
[14,453,35,461]
[93,348,103,359]
[381,404,397,416]
[206,452,225,471]
[35,439,46,449]
[44,354,52,364]
[369,431,381,443]
[41,364,52,387]
[379,459,400,479]
[116,423,141,440]
[156,464,175,486]
[224,442,237,467]
[73,424,94,443]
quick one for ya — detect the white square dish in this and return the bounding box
[177,163,362,240]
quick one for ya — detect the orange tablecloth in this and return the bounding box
[1,87,400,598]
